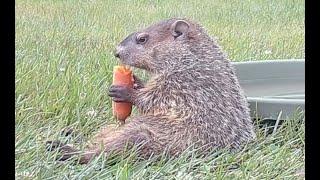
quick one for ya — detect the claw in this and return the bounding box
[46,140,65,151]
[61,127,74,136]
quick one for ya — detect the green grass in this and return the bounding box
[15,0,305,179]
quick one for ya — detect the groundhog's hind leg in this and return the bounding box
[46,117,163,164]
[86,122,159,161]
[46,125,155,164]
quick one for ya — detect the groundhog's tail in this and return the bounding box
[46,140,97,164]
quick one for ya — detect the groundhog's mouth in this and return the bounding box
[117,59,137,70]
[115,55,148,71]
[118,60,133,68]
[116,58,135,70]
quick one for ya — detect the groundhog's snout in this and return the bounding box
[114,45,132,66]
[114,45,126,59]
[114,51,120,58]
[114,48,120,58]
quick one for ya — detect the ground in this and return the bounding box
[15,0,304,179]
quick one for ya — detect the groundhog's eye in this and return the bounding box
[136,33,148,44]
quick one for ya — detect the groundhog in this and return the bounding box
[47,18,256,164]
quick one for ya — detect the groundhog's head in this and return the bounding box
[114,18,212,73]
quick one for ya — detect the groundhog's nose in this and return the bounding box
[114,46,123,58]
[114,50,120,58]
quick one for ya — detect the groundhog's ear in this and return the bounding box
[170,20,190,38]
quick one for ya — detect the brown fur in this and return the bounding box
[47,18,256,164]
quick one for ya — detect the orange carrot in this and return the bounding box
[112,65,134,124]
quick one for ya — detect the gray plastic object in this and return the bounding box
[232,59,305,120]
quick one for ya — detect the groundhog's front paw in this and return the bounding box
[108,85,133,103]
